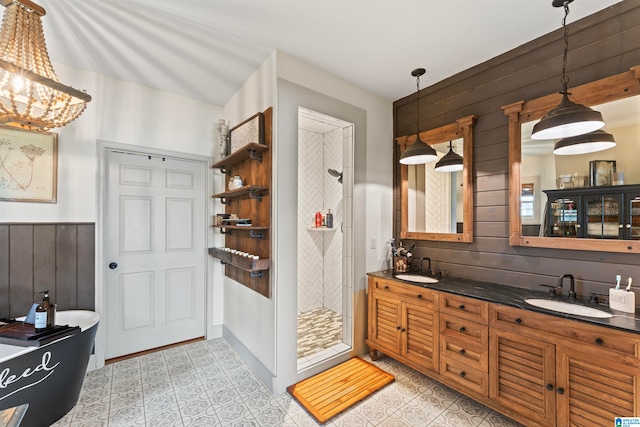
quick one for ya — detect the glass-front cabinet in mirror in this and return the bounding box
[396,115,475,242]
[503,65,640,253]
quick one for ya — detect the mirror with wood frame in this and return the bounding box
[396,115,475,242]
[503,65,640,253]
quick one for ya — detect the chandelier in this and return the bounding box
[0,0,91,131]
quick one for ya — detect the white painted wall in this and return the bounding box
[0,62,225,365]
[221,53,278,382]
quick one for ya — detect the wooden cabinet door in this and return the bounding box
[402,299,438,373]
[556,345,640,427]
[489,328,556,426]
[369,291,402,354]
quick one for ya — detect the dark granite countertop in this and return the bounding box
[368,270,640,334]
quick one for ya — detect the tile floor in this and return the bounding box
[50,338,524,427]
[297,308,343,359]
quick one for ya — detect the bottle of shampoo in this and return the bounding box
[35,290,51,333]
[326,209,333,228]
[315,211,322,228]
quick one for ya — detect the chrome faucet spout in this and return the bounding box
[558,274,576,300]
[419,257,432,276]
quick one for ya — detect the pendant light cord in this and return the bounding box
[415,73,421,137]
[560,2,570,95]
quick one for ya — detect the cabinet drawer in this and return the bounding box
[440,293,488,324]
[440,334,488,373]
[372,278,437,305]
[440,357,488,397]
[490,304,639,357]
[439,313,488,348]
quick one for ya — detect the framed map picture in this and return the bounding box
[0,126,58,203]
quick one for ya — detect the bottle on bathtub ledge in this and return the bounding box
[35,290,56,332]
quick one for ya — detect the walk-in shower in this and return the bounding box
[296,107,354,371]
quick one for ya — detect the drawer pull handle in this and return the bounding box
[556,387,565,395]
[459,371,466,378]
[515,318,522,324]
[546,384,554,391]
[459,327,466,333]
[396,326,401,330]
[417,294,423,299]
[459,349,466,355]
[459,304,465,310]
[595,338,603,345]
[401,328,406,333]
[384,286,389,290]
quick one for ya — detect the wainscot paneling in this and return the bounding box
[0,223,95,320]
[392,1,640,293]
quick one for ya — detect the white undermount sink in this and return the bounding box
[394,274,438,284]
[524,298,613,318]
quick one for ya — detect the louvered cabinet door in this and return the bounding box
[402,299,439,373]
[369,292,402,355]
[489,328,556,426]
[556,345,640,426]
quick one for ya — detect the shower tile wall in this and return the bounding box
[297,127,343,315]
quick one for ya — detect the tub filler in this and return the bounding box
[0,310,99,426]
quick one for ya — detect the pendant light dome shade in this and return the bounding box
[553,129,616,155]
[434,141,463,172]
[399,67,438,165]
[531,0,606,146]
[531,93,604,140]
[399,137,438,165]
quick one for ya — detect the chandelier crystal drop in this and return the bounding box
[0,0,91,131]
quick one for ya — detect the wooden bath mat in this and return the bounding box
[287,357,394,423]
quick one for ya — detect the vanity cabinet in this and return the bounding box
[209,108,272,298]
[366,273,640,426]
[489,304,640,426]
[543,184,640,240]
[366,276,439,373]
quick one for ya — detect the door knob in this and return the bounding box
[109,262,118,270]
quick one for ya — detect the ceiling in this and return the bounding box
[35,0,622,107]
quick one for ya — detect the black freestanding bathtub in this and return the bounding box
[0,311,99,426]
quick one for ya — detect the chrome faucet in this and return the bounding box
[558,274,576,300]
[419,257,432,276]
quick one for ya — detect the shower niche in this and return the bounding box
[296,107,354,369]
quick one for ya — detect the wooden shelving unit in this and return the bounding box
[209,108,272,298]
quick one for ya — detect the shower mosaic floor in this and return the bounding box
[297,308,343,360]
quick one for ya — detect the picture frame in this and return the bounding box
[0,126,58,203]
[589,160,616,187]
[229,112,264,154]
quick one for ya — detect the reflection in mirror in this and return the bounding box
[521,96,640,238]
[504,64,640,253]
[398,115,475,243]
[407,138,463,234]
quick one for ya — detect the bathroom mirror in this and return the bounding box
[503,65,640,253]
[397,115,475,242]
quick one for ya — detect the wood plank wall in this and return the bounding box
[0,223,95,320]
[392,1,640,297]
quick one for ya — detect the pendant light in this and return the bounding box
[399,68,438,165]
[530,0,604,141]
[435,141,464,172]
[553,129,616,155]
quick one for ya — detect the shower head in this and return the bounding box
[327,168,343,183]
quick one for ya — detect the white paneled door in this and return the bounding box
[105,151,206,359]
